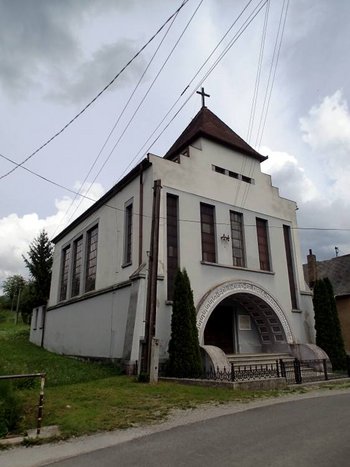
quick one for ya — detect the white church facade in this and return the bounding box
[30,104,321,372]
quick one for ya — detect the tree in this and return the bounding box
[2,275,26,311]
[20,281,38,324]
[167,269,203,378]
[23,230,53,306]
[313,278,347,371]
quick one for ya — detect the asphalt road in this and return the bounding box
[44,393,350,467]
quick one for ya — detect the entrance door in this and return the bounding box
[204,305,235,354]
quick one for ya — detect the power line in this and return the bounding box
[240,0,289,210]
[52,0,188,237]
[246,0,270,143]
[118,0,258,179]
[2,150,350,234]
[0,0,190,182]
[62,0,204,232]
[255,0,289,148]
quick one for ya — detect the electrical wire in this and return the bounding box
[246,0,270,143]
[255,0,289,148]
[2,152,349,234]
[0,0,190,181]
[240,0,289,210]
[51,0,187,238]
[62,0,204,233]
[118,0,257,179]
[234,0,269,209]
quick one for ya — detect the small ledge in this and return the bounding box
[200,261,275,275]
[121,261,132,269]
[300,290,313,296]
[165,300,173,306]
[291,309,302,314]
[48,281,132,311]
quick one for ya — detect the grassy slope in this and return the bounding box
[2,309,344,439]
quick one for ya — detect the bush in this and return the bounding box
[0,380,22,437]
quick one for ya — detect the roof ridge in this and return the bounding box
[164,106,267,162]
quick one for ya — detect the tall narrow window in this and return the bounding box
[124,203,133,265]
[59,245,71,301]
[200,203,216,263]
[71,236,83,297]
[283,225,298,309]
[167,194,179,300]
[256,218,271,271]
[85,226,98,292]
[230,211,245,267]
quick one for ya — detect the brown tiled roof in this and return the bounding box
[164,106,267,162]
[303,254,350,296]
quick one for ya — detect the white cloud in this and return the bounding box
[300,90,350,201]
[300,90,350,155]
[261,148,319,203]
[0,182,105,290]
[260,92,350,261]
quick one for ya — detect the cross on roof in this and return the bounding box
[196,87,210,107]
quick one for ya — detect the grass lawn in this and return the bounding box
[1,309,348,441]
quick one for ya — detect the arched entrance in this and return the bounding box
[197,280,294,354]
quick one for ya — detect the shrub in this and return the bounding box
[0,380,22,437]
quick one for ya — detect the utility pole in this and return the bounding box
[142,179,162,380]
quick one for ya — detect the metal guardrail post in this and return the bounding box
[279,359,286,378]
[293,358,302,384]
[230,362,235,382]
[347,355,350,378]
[322,359,329,381]
[276,359,280,378]
[36,374,46,436]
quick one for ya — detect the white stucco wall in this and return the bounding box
[40,132,315,363]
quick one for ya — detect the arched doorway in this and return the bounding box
[197,280,294,355]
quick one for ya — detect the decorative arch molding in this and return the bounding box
[196,280,294,344]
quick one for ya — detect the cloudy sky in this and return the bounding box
[0,0,349,287]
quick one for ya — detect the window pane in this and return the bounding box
[230,211,245,267]
[167,195,179,300]
[85,226,98,292]
[60,246,71,301]
[256,218,270,271]
[200,203,216,263]
[71,237,83,297]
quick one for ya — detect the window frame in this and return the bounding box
[230,210,246,267]
[123,200,133,266]
[59,244,71,301]
[84,225,99,293]
[200,202,217,263]
[166,194,179,300]
[283,225,298,309]
[71,236,83,297]
[256,217,271,271]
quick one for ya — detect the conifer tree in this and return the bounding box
[167,269,203,378]
[23,230,53,306]
[324,278,347,370]
[313,278,347,371]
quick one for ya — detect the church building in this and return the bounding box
[30,97,322,372]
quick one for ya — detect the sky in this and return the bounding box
[0,0,349,288]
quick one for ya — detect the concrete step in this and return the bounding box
[227,353,294,367]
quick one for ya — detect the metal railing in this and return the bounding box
[0,373,46,436]
[205,361,280,382]
[204,357,350,384]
